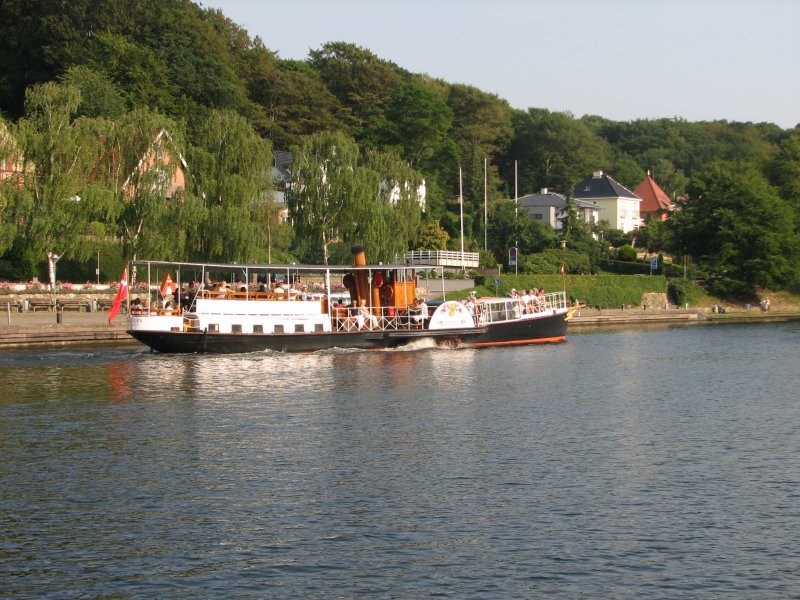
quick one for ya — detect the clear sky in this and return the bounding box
[203,0,799,129]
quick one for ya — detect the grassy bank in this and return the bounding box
[471,274,668,307]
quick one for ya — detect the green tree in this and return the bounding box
[308,42,402,143]
[415,219,450,250]
[188,109,274,262]
[384,81,453,167]
[672,159,800,293]
[59,66,127,118]
[6,82,117,277]
[503,109,609,195]
[288,131,373,264]
[109,109,202,266]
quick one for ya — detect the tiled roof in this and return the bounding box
[574,170,639,200]
[634,174,674,214]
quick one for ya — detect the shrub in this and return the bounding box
[617,245,637,261]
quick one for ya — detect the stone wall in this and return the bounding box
[641,292,669,310]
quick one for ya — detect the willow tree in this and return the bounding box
[109,109,203,267]
[288,131,426,264]
[362,149,425,262]
[6,82,117,278]
[288,131,374,264]
[188,109,274,263]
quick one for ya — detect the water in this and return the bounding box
[1,322,799,598]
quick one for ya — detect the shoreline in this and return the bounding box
[0,308,797,350]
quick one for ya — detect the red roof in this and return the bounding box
[634,174,674,220]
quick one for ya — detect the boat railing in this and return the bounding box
[476,291,567,325]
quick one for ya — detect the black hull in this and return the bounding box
[128,312,566,354]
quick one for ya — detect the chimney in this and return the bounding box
[541,187,548,194]
[592,170,603,178]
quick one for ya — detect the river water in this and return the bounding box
[1,321,799,598]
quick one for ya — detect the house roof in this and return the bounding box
[517,189,601,211]
[574,170,639,200]
[634,173,674,214]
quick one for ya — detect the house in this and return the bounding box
[517,188,601,231]
[121,129,186,200]
[272,149,292,223]
[634,171,675,222]
[574,170,641,233]
[0,122,24,184]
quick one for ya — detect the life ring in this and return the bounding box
[373,272,384,288]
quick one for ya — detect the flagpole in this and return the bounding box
[514,160,518,275]
[483,157,488,251]
[459,167,465,272]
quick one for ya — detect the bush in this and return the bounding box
[617,245,637,261]
[669,278,705,306]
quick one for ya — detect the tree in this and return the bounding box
[288,131,425,264]
[59,66,127,118]
[672,159,800,293]
[188,109,274,263]
[288,131,372,264]
[6,82,117,277]
[487,199,556,269]
[384,81,453,167]
[415,219,450,250]
[110,109,202,265]
[502,109,609,195]
[308,42,402,143]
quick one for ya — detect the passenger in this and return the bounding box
[510,288,517,298]
[258,283,267,293]
[273,281,285,294]
[300,285,308,301]
[131,297,143,314]
[358,299,379,330]
[216,281,230,298]
[520,289,531,313]
[410,297,428,326]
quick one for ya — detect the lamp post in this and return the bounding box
[96,251,100,285]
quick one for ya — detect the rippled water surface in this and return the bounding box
[1,321,799,598]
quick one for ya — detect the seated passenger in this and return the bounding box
[410,298,428,326]
[353,299,374,330]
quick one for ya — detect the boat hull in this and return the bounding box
[128,311,566,354]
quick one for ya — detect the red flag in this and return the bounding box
[108,267,128,323]
[160,272,174,296]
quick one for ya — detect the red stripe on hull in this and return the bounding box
[464,335,566,348]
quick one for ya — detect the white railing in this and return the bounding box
[476,291,567,325]
[403,250,480,268]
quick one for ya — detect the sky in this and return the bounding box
[203,0,799,129]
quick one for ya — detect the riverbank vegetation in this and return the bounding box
[1,0,799,303]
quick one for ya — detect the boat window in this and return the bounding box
[208,323,219,332]
[314,323,324,332]
[294,324,305,333]
[231,324,242,333]
[253,324,264,334]
[274,324,284,333]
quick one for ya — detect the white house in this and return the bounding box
[517,188,601,231]
[573,170,641,233]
